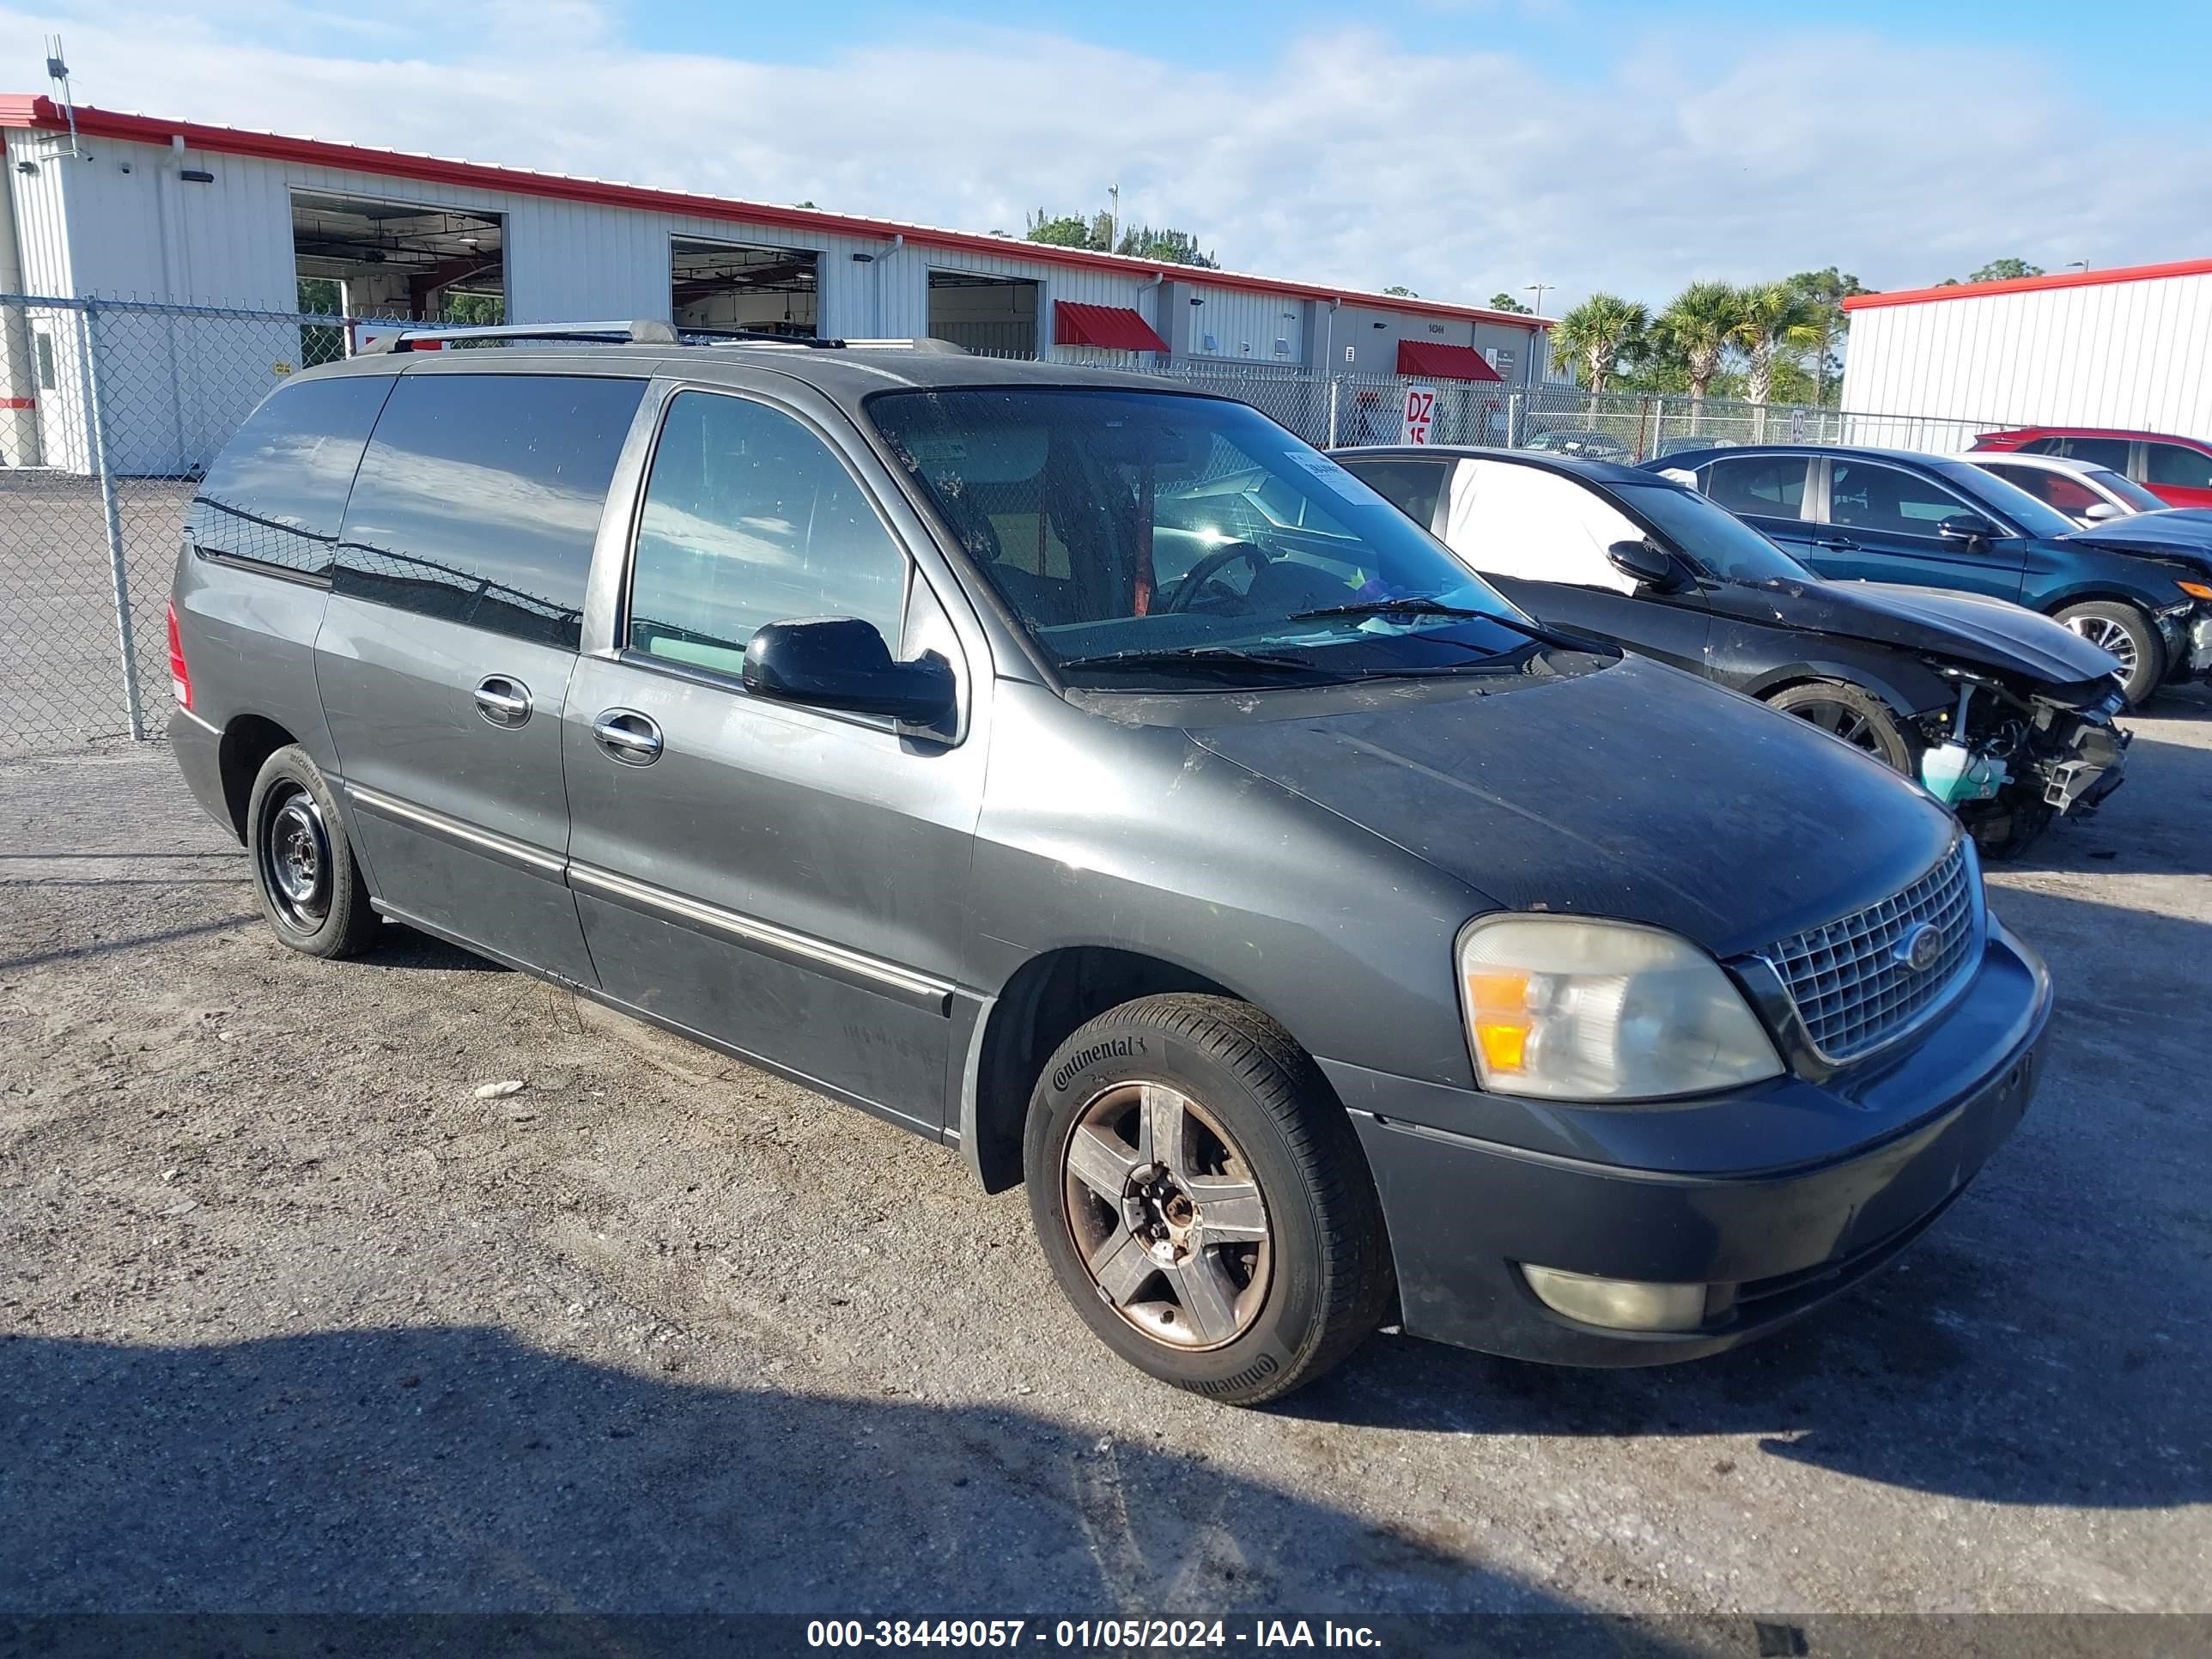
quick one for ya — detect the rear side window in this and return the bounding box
[189,374,392,576]
[1827,460,1974,535]
[335,374,646,650]
[1987,465,2095,514]
[2146,443,2212,489]
[1705,456,1808,518]
[627,391,908,676]
[2056,436,2132,471]
[1340,459,1449,531]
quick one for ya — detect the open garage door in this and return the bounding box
[927,271,1038,357]
[291,191,505,331]
[672,237,818,337]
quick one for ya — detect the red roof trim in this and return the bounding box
[1054,301,1169,355]
[1395,339,1504,382]
[1843,256,2212,312]
[0,94,1552,331]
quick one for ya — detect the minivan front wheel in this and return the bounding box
[1024,995,1393,1406]
[2055,601,2162,707]
[246,745,377,959]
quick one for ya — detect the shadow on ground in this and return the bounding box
[3,1326,1582,1620]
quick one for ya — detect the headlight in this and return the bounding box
[1457,915,1784,1101]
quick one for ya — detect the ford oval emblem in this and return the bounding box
[1897,922,1947,975]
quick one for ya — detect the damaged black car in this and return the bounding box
[1334,445,2127,857]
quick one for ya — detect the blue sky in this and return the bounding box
[6,0,2207,313]
[623,0,2212,123]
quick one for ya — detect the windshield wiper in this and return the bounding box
[1292,597,1594,653]
[1054,645,1339,679]
[1289,596,1492,622]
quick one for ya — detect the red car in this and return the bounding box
[1972,426,2212,510]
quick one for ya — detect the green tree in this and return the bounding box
[1728,281,1819,407]
[1553,293,1649,405]
[1938,258,2044,287]
[1025,209,1112,250]
[1651,280,1740,425]
[1786,267,1869,405]
[1115,223,1218,269]
[1486,291,1532,314]
[1382,284,1419,297]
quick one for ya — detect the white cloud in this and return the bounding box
[5,3,2205,311]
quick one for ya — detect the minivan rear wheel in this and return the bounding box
[246,745,378,959]
[2055,601,2162,707]
[1765,680,1919,776]
[1024,995,1393,1406]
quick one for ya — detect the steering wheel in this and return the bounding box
[1161,541,1270,613]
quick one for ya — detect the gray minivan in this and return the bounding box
[168,324,2051,1404]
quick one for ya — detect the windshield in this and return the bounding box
[1612,479,1814,585]
[2086,468,2167,513]
[870,388,1548,687]
[1936,460,2084,540]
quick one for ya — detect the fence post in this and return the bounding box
[1506,390,1524,448]
[77,301,147,741]
[1326,378,1340,448]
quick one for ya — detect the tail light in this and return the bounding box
[167,601,192,710]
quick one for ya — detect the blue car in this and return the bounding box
[1647,445,2212,705]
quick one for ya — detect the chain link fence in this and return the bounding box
[0,293,2008,757]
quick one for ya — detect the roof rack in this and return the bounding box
[355,320,972,357]
[674,329,969,356]
[357,319,678,355]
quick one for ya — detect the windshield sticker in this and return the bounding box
[1285,450,1372,503]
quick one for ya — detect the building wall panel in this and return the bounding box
[1841,275,2212,446]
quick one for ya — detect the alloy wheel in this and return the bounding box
[1786,697,1882,753]
[1060,1082,1272,1351]
[2063,613,2138,681]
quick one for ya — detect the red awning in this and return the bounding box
[1395,340,1504,382]
[1055,301,1170,354]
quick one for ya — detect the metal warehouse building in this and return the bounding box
[1839,258,2212,448]
[0,93,1550,474]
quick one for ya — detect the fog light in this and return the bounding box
[1521,1264,1711,1333]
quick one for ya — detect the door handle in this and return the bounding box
[1811,536,1859,551]
[472,676,533,726]
[592,709,663,765]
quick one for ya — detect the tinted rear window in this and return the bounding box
[188,374,393,575]
[1340,458,1449,529]
[334,374,646,650]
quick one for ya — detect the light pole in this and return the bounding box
[2063,259,2088,274]
[1107,184,1120,252]
[1523,282,1553,315]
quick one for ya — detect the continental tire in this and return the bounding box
[1024,994,1394,1407]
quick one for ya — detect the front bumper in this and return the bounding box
[2190,611,2212,678]
[1328,921,2051,1366]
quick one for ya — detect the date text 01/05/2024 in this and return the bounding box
[805,1620,1383,1649]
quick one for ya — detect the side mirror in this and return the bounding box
[1606,538,1686,591]
[1936,514,1996,547]
[2081,501,2125,522]
[743,617,956,726]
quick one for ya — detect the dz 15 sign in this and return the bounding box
[1401,384,1437,444]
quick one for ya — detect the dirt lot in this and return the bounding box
[3,696,2209,1624]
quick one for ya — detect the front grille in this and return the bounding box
[1759,841,1980,1062]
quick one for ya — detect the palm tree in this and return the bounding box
[1553,293,1649,411]
[1652,281,1740,432]
[1729,281,1820,409]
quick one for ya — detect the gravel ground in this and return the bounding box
[3,696,2209,1624]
